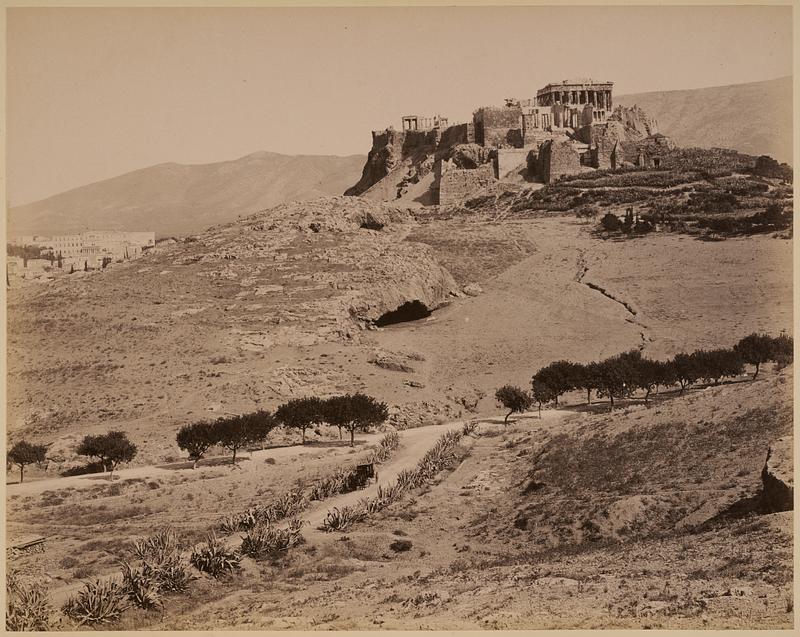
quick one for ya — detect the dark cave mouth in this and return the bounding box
[374,300,432,327]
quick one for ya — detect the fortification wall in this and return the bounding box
[438,163,496,205]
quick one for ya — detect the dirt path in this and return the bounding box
[6,431,392,497]
[291,409,565,541]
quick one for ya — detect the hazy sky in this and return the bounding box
[7,6,793,206]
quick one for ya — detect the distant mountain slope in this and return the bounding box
[617,76,792,164]
[8,151,366,237]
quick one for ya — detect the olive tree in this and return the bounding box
[76,431,137,480]
[176,421,218,468]
[8,440,47,483]
[275,397,325,444]
[495,385,533,424]
[324,394,389,447]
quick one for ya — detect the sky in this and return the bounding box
[7,6,793,206]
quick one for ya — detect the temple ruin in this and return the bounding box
[346,78,675,205]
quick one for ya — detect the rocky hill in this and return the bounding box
[8,151,365,238]
[617,76,791,164]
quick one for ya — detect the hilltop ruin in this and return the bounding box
[346,79,675,204]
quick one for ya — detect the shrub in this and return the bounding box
[6,576,53,631]
[389,539,413,552]
[62,578,128,626]
[239,519,304,559]
[75,431,137,480]
[190,533,241,578]
[600,212,622,231]
[7,440,47,483]
[495,385,533,424]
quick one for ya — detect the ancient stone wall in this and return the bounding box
[539,140,583,183]
[496,148,530,178]
[438,163,496,205]
[474,106,523,148]
[438,123,475,149]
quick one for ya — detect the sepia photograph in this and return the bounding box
[3,4,795,631]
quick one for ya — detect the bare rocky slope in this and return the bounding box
[617,76,792,164]
[8,151,365,238]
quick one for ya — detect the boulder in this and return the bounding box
[761,436,793,512]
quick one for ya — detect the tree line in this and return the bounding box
[496,332,793,420]
[176,393,389,468]
[8,393,389,482]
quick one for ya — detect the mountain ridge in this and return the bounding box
[616,75,791,164]
[8,151,366,238]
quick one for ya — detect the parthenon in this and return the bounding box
[536,79,613,110]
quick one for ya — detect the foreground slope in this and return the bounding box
[112,369,792,630]
[8,151,365,237]
[617,76,792,163]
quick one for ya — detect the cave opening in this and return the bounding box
[375,300,432,327]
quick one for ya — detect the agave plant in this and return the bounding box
[6,577,54,631]
[62,578,128,626]
[190,533,241,578]
[120,562,162,610]
[319,506,366,532]
[240,518,305,559]
[132,527,181,564]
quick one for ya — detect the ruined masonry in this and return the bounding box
[346,78,675,204]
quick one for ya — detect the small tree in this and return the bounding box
[76,431,137,480]
[693,348,744,385]
[670,352,703,393]
[594,352,638,408]
[57,252,63,269]
[734,333,774,380]
[325,394,388,447]
[275,397,325,444]
[176,421,217,468]
[212,412,274,464]
[8,440,48,483]
[495,385,533,424]
[323,396,348,440]
[532,360,582,406]
[770,333,794,368]
[531,378,557,417]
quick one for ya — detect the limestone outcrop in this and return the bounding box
[761,436,793,512]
